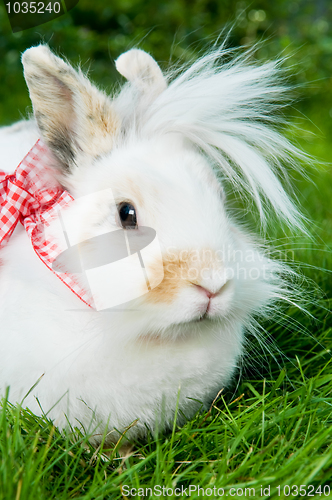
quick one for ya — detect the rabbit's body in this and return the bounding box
[0,45,304,442]
[0,120,245,440]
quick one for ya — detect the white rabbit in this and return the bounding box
[0,44,305,444]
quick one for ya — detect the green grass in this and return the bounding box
[1,323,332,500]
[1,345,332,500]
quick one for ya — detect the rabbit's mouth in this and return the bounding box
[190,280,234,321]
[196,313,208,322]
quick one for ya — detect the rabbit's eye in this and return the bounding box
[118,202,138,229]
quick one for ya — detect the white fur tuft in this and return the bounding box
[115,48,166,94]
[115,47,308,231]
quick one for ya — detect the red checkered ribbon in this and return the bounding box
[0,139,94,308]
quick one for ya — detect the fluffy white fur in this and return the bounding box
[0,44,305,444]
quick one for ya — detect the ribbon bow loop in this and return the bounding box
[0,140,62,245]
[6,177,40,215]
[0,139,93,308]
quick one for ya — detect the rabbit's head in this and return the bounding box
[21,45,303,343]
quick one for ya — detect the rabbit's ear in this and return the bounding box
[115,49,167,95]
[22,45,120,173]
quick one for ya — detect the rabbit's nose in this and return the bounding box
[193,283,228,299]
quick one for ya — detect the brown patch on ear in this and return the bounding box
[78,88,120,157]
[145,248,218,304]
[46,124,76,174]
[22,45,120,173]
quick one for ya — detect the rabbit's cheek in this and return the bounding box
[140,249,235,325]
[143,259,184,304]
[143,248,221,305]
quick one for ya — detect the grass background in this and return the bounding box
[0,0,331,498]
